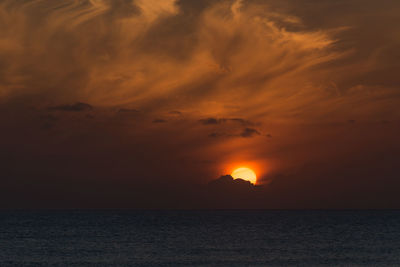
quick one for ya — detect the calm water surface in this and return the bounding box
[1,210,400,266]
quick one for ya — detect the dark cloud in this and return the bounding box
[106,0,140,19]
[153,119,167,123]
[199,117,253,125]
[41,122,55,130]
[169,110,182,115]
[202,175,261,208]
[229,118,254,126]
[240,128,261,138]
[48,102,93,112]
[207,175,255,189]
[117,108,140,113]
[208,132,218,138]
[209,129,262,138]
[208,132,224,138]
[199,118,219,125]
[39,114,59,130]
[40,114,58,121]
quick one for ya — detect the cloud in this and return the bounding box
[41,122,55,130]
[208,132,225,138]
[202,174,260,208]
[0,0,398,126]
[240,128,260,138]
[153,119,167,123]
[40,114,58,121]
[135,0,178,22]
[229,118,253,125]
[117,108,140,113]
[199,117,253,125]
[208,128,262,138]
[0,0,340,112]
[199,118,219,125]
[169,110,181,115]
[207,174,255,189]
[38,113,58,130]
[48,102,93,112]
[1,0,400,209]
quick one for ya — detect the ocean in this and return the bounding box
[1,210,400,266]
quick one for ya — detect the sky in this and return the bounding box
[1,0,400,208]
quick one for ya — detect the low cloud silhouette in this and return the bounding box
[208,175,255,189]
[153,119,167,123]
[199,118,219,125]
[202,175,262,208]
[40,114,58,121]
[240,128,260,138]
[169,111,182,115]
[39,114,59,130]
[199,117,253,126]
[229,118,253,125]
[208,132,224,138]
[208,128,262,138]
[48,102,93,112]
[117,108,140,113]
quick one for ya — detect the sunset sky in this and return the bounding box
[1,0,400,208]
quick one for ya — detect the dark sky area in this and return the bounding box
[1,0,400,208]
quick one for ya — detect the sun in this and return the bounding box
[231,167,257,184]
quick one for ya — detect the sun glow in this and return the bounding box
[231,167,257,184]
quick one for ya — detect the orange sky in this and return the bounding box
[1,0,400,208]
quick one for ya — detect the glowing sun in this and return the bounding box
[231,167,257,184]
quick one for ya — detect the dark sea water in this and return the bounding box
[1,210,400,266]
